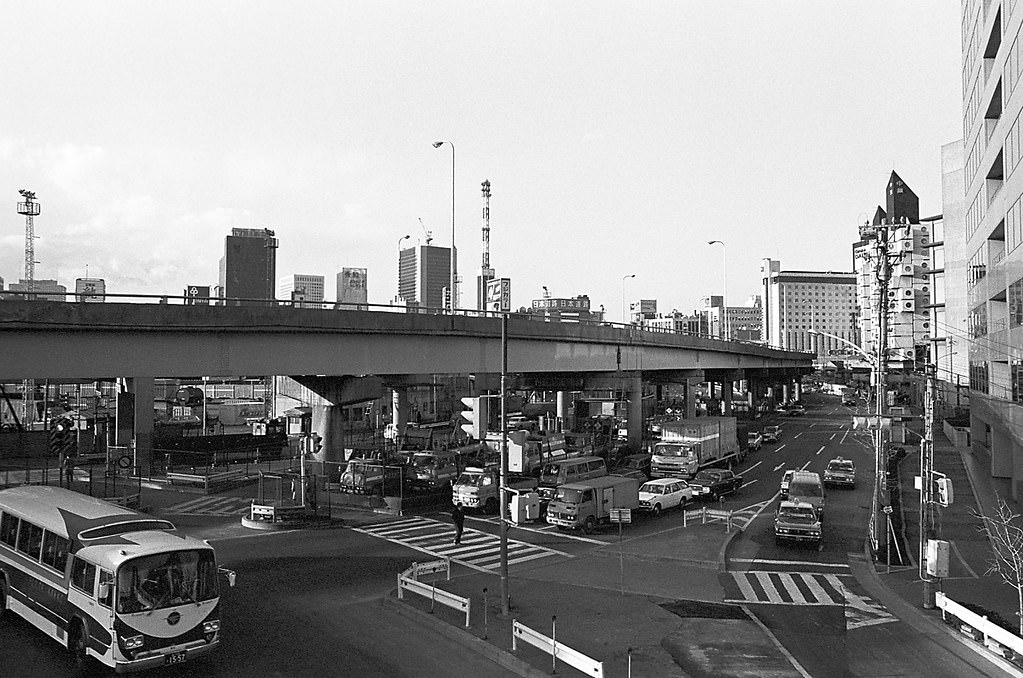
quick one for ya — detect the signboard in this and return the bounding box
[531,295,590,311]
[184,285,211,305]
[609,508,632,524]
[75,278,106,303]
[339,268,368,307]
[485,278,511,312]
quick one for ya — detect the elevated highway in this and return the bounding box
[0,300,812,464]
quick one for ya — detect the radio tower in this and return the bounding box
[17,190,40,299]
[477,180,495,310]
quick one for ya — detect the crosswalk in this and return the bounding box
[163,496,253,517]
[351,516,571,573]
[723,567,896,630]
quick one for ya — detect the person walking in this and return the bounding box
[451,503,465,544]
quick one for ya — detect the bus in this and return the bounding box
[0,486,236,673]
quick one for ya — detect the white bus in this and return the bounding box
[0,486,236,673]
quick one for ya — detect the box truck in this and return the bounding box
[649,417,741,480]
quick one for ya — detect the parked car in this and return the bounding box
[788,405,806,417]
[638,478,695,516]
[762,425,782,443]
[779,469,795,499]
[747,432,763,451]
[824,457,856,489]
[689,468,743,500]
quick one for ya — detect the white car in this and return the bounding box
[638,478,695,516]
[780,469,795,499]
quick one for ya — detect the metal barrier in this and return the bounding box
[512,618,604,678]
[167,467,247,491]
[405,559,451,581]
[683,506,735,531]
[936,591,1023,663]
[397,573,471,627]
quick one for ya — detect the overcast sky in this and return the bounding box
[0,2,962,319]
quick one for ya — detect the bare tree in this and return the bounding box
[975,498,1023,635]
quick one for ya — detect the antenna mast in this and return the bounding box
[17,190,40,299]
[481,180,491,270]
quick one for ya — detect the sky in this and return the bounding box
[0,2,963,321]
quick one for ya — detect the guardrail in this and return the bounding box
[683,506,735,531]
[402,559,451,582]
[397,573,471,627]
[166,467,247,491]
[936,591,1023,664]
[512,618,604,678]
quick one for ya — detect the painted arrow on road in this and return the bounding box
[773,463,786,472]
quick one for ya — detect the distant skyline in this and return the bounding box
[0,2,962,316]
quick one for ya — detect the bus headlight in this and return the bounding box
[203,620,221,634]
[123,634,144,650]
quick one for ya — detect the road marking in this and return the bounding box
[775,444,787,452]
[742,479,758,487]
[773,463,785,472]
[740,605,814,678]
[793,432,803,439]
[731,558,850,569]
[744,461,763,474]
[841,431,849,444]
[468,516,606,545]
[830,433,837,440]
[816,445,825,456]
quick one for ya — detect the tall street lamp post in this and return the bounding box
[433,141,456,313]
[396,234,410,304]
[707,241,727,340]
[621,274,635,325]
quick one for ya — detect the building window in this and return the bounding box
[1010,277,1023,328]
[1012,360,1023,403]
[970,361,990,394]
[969,303,988,338]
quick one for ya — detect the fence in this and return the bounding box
[683,506,735,531]
[936,591,1023,665]
[397,560,470,627]
[512,618,604,678]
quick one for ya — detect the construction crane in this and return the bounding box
[418,218,433,245]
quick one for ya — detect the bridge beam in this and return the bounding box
[292,375,384,406]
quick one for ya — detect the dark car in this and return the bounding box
[689,469,743,500]
[788,405,806,416]
[612,453,652,480]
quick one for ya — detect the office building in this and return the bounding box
[6,279,67,302]
[961,3,1023,495]
[279,274,325,309]
[702,295,763,342]
[336,267,368,310]
[398,244,452,310]
[761,260,858,355]
[643,310,707,335]
[218,228,278,306]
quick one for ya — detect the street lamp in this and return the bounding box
[621,274,636,325]
[707,241,727,340]
[433,141,456,313]
[395,234,411,304]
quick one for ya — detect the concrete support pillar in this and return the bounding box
[709,381,717,399]
[124,377,153,474]
[782,384,790,404]
[794,381,802,401]
[627,375,643,453]
[391,388,408,432]
[311,405,345,462]
[556,391,570,431]
[685,380,697,419]
[722,381,733,417]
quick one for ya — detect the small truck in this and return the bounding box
[545,475,640,533]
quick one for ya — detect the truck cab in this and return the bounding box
[545,475,639,533]
[410,450,460,490]
[452,466,500,514]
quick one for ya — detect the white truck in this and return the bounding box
[649,417,742,480]
[451,465,536,514]
[494,430,572,475]
[545,475,640,533]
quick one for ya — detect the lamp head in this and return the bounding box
[432,141,444,148]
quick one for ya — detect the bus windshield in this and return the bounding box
[653,443,693,459]
[117,550,218,614]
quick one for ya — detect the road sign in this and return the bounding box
[882,505,893,514]
[609,508,632,524]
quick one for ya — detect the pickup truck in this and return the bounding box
[688,468,743,500]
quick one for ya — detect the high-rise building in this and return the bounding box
[936,140,970,397]
[336,267,368,310]
[961,2,1023,492]
[701,295,763,341]
[279,274,324,309]
[7,279,66,301]
[398,244,452,310]
[218,228,278,306]
[761,260,858,354]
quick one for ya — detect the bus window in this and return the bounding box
[16,521,43,560]
[71,557,97,595]
[41,531,69,573]
[0,512,18,548]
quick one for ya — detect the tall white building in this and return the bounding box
[961,0,1023,496]
[278,274,324,309]
[761,260,858,355]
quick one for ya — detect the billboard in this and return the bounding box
[338,267,368,308]
[485,278,511,312]
[184,285,211,305]
[75,278,106,303]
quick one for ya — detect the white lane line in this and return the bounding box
[775,444,787,452]
[773,463,785,472]
[731,558,850,568]
[830,433,837,440]
[816,445,825,456]
[742,479,758,487]
[793,432,803,439]
[744,461,763,473]
[841,431,849,445]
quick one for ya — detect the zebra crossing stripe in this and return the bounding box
[734,573,759,601]
[805,574,843,605]
[777,573,807,604]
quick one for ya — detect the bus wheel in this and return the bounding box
[69,621,93,675]
[484,497,498,515]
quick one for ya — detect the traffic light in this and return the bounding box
[459,396,488,440]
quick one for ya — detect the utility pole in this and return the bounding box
[872,221,891,559]
[920,364,936,608]
[499,313,510,616]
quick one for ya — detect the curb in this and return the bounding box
[718,526,742,572]
[381,591,549,678]
[856,538,1023,678]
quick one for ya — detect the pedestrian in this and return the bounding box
[451,503,465,544]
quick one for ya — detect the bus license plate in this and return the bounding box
[165,652,187,665]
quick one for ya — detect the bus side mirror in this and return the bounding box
[219,568,237,588]
[98,582,110,599]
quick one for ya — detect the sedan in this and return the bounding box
[788,405,806,416]
[638,479,695,516]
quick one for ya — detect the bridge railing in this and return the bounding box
[0,290,803,355]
